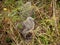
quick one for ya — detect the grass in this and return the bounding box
[0,0,60,45]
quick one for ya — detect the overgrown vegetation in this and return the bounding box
[0,0,60,45]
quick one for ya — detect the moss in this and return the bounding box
[5,37,12,43]
[17,23,23,29]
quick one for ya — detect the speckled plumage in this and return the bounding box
[21,17,35,39]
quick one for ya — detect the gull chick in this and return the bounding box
[21,17,35,39]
